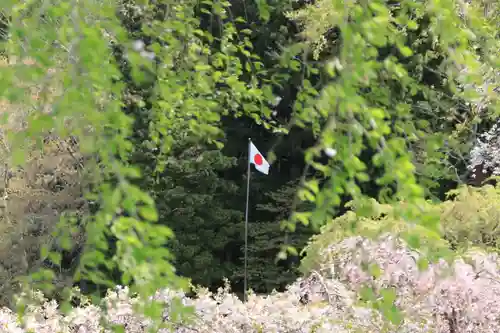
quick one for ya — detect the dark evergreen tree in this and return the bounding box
[233,180,316,294]
[151,139,244,287]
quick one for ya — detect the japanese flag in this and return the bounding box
[249,141,270,175]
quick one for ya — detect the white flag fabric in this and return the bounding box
[249,141,270,175]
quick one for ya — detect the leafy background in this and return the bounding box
[0,0,497,329]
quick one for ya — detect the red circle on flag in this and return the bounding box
[253,153,263,165]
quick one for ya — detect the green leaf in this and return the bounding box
[417,258,429,271]
[399,45,413,57]
[368,263,382,279]
[380,287,397,305]
[407,232,421,249]
[143,301,164,319]
[293,212,311,226]
[255,0,270,22]
[359,286,376,302]
[40,245,50,259]
[407,20,418,30]
[48,252,62,266]
[383,304,403,325]
[139,206,159,222]
[286,246,298,256]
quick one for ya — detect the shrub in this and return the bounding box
[439,185,500,250]
[1,233,499,333]
[301,185,500,275]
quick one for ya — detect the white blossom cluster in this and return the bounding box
[1,234,499,333]
[458,50,500,179]
[469,121,500,176]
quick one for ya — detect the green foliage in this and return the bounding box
[153,141,244,287]
[111,0,300,295]
[286,0,498,212]
[237,180,316,293]
[0,0,498,329]
[281,1,500,290]
[439,184,500,250]
[300,184,500,275]
[0,0,284,327]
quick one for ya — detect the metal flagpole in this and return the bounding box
[243,138,251,302]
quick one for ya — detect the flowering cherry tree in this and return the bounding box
[1,234,499,333]
[469,121,500,178]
